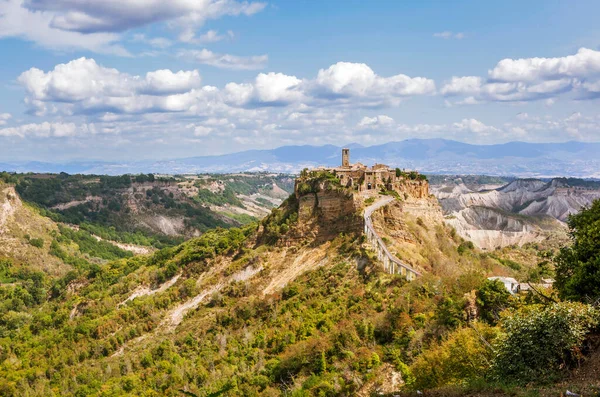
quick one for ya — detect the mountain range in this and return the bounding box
[3,139,600,177]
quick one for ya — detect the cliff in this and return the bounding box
[295,180,364,242]
[394,179,430,199]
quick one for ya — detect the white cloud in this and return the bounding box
[132,34,172,48]
[0,0,128,55]
[181,29,233,44]
[452,118,500,135]
[16,58,437,119]
[441,76,482,96]
[18,58,204,114]
[0,0,263,53]
[443,48,600,103]
[180,49,268,70]
[433,31,466,39]
[193,125,212,136]
[312,62,435,106]
[489,47,600,82]
[357,115,395,129]
[0,122,78,138]
[24,0,266,34]
[0,113,11,126]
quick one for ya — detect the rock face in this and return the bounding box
[296,183,364,240]
[431,178,599,250]
[396,180,430,199]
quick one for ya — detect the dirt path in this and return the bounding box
[118,274,181,307]
[91,234,155,255]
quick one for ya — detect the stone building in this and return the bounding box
[314,148,427,195]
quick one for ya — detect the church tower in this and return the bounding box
[342,148,350,167]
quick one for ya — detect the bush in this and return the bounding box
[411,324,499,390]
[492,302,599,384]
[29,238,44,248]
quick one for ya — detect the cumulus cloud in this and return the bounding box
[24,0,266,34]
[0,113,11,126]
[223,73,305,107]
[0,122,79,138]
[442,48,600,103]
[452,118,500,135]
[440,76,482,96]
[0,0,128,55]
[433,31,465,39]
[180,49,268,70]
[489,48,600,82]
[357,115,395,129]
[312,62,435,106]
[18,58,433,116]
[18,58,203,114]
[0,0,263,53]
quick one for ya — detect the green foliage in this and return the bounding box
[196,186,244,207]
[476,279,511,325]
[56,225,133,261]
[492,302,599,384]
[28,237,44,248]
[0,172,18,184]
[260,194,298,243]
[296,171,343,195]
[411,324,499,390]
[457,240,474,255]
[11,173,229,249]
[555,199,600,301]
[380,189,401,199]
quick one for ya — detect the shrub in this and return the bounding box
[29,238,44,248]
[492,302,599,384]
[411,323,498,390]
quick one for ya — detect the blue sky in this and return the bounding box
[1,0,600,162]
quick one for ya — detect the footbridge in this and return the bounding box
[364,196,421,280]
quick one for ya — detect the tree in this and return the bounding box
[492,302,599,384]
[476,279,511,325]
[554,199,600,301]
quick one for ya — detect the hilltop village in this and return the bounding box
[297,148,429,198]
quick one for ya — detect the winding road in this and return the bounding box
[363,195,421,280]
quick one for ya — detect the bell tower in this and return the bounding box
[342,148,350,167]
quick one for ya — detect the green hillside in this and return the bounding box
[0,178,599,396]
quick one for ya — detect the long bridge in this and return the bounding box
[363,196,421,280]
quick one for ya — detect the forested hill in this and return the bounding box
[0,172,294,249]
[0,172,600,395]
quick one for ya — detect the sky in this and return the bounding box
[1,0,600,162]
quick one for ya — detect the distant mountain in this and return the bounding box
[2,139,600,177]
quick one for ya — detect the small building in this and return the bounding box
[487,276,520,295]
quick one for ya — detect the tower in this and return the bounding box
[342,148,350,167]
